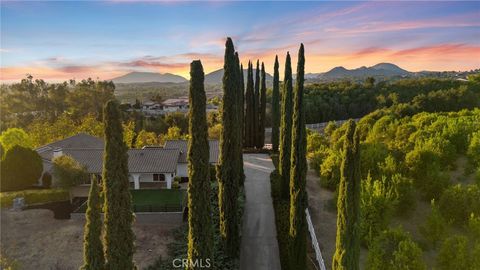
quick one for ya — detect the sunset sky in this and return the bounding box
[1,1,479,82]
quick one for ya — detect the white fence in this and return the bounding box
[306,208,327,270]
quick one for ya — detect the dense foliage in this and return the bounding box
[81,179,105,270]
[187,60,214,268]
[332,120,361,270]
[0,76,114,131]
[217,38,240,257]
[0,188,69,208]
[52,155,89,188]
[279,52,293,199]
[288,44,308,269]
[102,100,136,269]
[303,77,480,123]
[271,56,280,152]
[0,145,43,192]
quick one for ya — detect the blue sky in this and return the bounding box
[1,1,479,81]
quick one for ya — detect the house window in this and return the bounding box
[153,174,165,181]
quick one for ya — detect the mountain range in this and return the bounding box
[112,68,274,84]
[112,63,411,84]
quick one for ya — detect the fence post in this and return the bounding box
[305,208,327,270]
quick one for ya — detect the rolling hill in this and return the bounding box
[205,68,274,84]
[317,63,410,80]
[111,72,188,84]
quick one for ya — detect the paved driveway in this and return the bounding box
[239,154,281,270]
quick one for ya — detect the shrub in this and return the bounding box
[438,184,480,226]
[269,170,290,269]
[361,175,395,246]
[0,128,33,152]
[0,188,69,208]
[0,145,43,192]
[436,235,471,270]
[405,148,450,200]
[419,199,448,249]
[42,172,52,188]
[391,239,426,270]
[172,180,180,189]
[319,149,341,190]
[366,227,425,270]
[52,155,89,188]
[467,131,480,166]
[389,174,415,216]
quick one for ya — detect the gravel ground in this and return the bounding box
[1,209,179,270]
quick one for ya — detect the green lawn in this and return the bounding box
[131,189,186,207]
[73,189,186,213]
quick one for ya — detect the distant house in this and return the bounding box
[164,139,219,179]
[36,134,219,197]
[161,98,189,113]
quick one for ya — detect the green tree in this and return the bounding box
[333,120,361,270]
[187,60,213,268]
[52,155,89,188]
[134,130,158,148]
[244,61,255,148]
[437,235,471,270]
[391,239,426,270]
[0,145,43,192]
[420,199,448,248]
[81,177,105,270]
[0,128,33,152]
[279,52,293,199]
[253,60,260,148]
[258,62,267,149]
[102,100,136,270]
[235,53,245,186]
[366,228,425,270]
[217,37,240,257]
[289,44,307,269]
[271,55,280,152]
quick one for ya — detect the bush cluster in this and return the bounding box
[0,188,69,208]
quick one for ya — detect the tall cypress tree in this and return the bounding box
[236,54,245,186]
[258,62,267,149]
[332,119,361,270]
[253,60,260,148]
[244,61,255,148]
[187,60,213,268]
[217,37,240,257]
[271,55,280,152]
[289,44,307,269]
[279,52,293,199]
[102,100,135,270]
[81,177,104,270]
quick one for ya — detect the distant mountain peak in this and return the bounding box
[320,62,410,80]
[112,71,187,84]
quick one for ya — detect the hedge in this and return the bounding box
[0,188,69,208]
[270,169,291,269]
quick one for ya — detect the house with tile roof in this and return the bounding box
[36,134,219,197]
[164,139,219,179]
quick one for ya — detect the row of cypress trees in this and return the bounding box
[244,60,267,148]
[81,100,136,270]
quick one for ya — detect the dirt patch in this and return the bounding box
[306,167,368,269]
[1,209,179,269]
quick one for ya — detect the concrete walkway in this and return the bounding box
[239,154,281,270]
